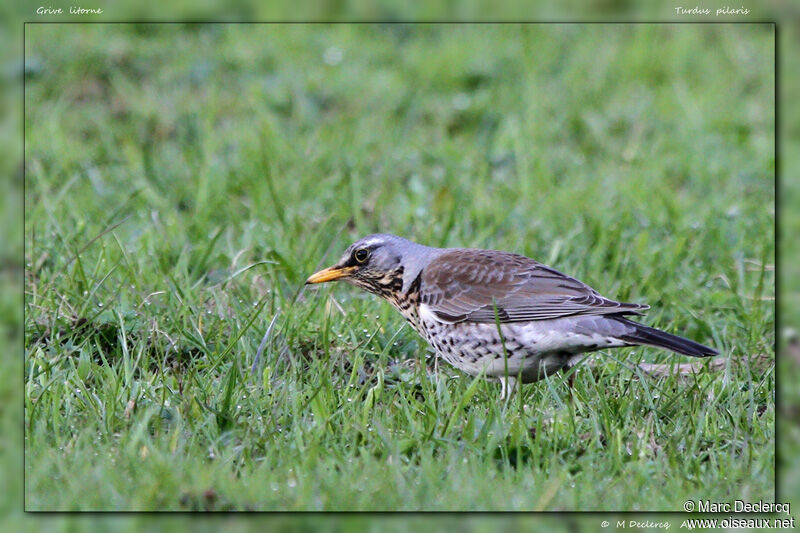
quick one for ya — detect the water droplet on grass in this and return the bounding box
[322,46,343,66]
[452,93,471,110]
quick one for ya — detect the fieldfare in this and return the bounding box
[306,234,718,398]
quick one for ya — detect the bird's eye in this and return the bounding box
[353,248,370,263]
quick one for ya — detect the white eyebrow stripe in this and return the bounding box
[360,238,384,248]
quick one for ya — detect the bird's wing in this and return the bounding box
[420,249,648,324]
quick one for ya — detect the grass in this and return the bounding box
[24,23,774,511]
[778,20,800,512]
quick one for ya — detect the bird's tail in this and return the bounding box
[614,317,718,357]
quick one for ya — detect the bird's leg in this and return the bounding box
[500,376,517,400]
[564,353,583,392]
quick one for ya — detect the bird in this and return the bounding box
[305,234,718,398]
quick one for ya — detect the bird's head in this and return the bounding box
[305,234,435,297]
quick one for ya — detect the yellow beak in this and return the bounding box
[305,265,356,284]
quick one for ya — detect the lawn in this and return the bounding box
[24,23,774,511]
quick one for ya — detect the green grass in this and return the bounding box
[24,23,774,511]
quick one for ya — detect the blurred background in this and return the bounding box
[2,1,792,529]
[22,22,774,279]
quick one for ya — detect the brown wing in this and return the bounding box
[420,249,648,323]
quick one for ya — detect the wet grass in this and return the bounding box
[24,23,774,511]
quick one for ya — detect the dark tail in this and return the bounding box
[615,318,719,357]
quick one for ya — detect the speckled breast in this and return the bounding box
[411,310,571,382]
